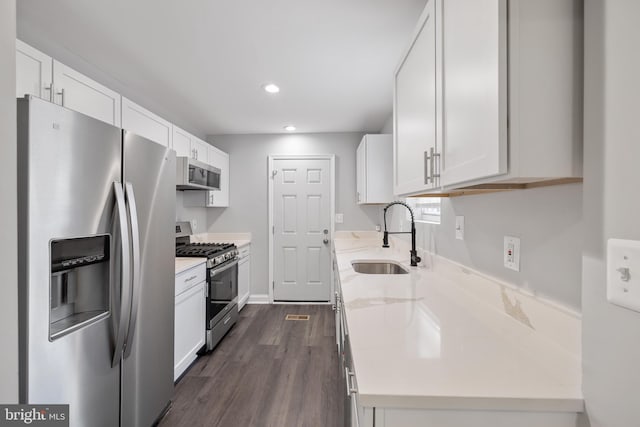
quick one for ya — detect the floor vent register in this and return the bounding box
[285,314,310,321]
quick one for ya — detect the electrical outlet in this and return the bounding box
[504,236,520,272]
[455,216,465,240]
[190,219,197,231]
[335,213,344,224]
[607,239,640,312]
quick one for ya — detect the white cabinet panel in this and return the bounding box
[207,145,230,207]
[394,0,440,196]
[121,97,172,147]
[238,246,251,311]
[182,144,230,208]
[191,138,208,163]
[16,40,52,100]
[172,126,192,157]
[174,269,205,381]
[440,0,508,187]
[356,141,366,203]
[357,135,393,204]
[52,60,121,126]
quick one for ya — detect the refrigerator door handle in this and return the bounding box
[123,182,141,359]
[112,182,132,367]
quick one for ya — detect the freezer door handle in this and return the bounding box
[123,182,141,359]
[112,182,132,367]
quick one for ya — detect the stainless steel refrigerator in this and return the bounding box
[17,96,175,427]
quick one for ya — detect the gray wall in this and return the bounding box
[175,191,208,235]
[385,184,583,311]
[1,0,19,402]
[582,1,640,425]
[206,133,382,296]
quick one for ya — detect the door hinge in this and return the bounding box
[272,225,275,234]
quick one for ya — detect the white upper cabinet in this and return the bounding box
[394,0,583,195]
[182,143,230,208]
[16,40,52,101]
[121,97,172,147]
[190,138,208,163]
[172,126,192,157]
[357,134,394,204]
[440,0,507,187]
[171,126,208,162]
[393,0,440,196]
[52,60,121,127]
[207,145,229,207]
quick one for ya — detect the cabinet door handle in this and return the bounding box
[345,367,357,395]
[424,150,431,184]
[44,83,53,102]
[430,147,435,184]
[56,88,65,106]
[433,151,441,180]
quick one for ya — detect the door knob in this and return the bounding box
[323,229,329,244]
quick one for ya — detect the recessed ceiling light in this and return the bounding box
[263,83,280,94]
[284,125,296,132]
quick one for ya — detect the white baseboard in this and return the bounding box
[247,294,270,304]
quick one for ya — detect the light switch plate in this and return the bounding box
[607,238,640,312]
[504,236,520,272]
[335,213,344,224]
[190,219,197,231]
[455,216,465,240]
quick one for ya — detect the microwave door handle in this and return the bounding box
[112,182,132,367]
[123,182,141,359]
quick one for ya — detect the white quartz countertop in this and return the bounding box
[190,233,251,249]
[334,233,583,412]
[175,257,206,275]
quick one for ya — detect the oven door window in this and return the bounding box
[209,262,238,320]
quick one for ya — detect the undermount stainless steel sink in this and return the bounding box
[351,261,409,275]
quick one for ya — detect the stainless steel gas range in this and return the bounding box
[175,222,239,352]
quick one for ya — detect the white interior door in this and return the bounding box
[272,157,333,302]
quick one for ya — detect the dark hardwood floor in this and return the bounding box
[159,304,344,427]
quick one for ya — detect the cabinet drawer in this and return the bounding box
[175,263,206,296]
[239,246,250,258]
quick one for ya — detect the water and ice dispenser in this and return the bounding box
[49,235,111,340]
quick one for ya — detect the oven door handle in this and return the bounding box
[210,259,239,277]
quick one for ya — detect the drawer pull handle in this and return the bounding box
[184,275,198,282]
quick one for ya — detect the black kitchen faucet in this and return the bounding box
[382,201,421,267]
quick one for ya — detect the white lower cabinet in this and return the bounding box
[174,264,206,381]
[237,245,251,311]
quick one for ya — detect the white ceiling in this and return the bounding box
[17,0,427,136]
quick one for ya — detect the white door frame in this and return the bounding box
[268,154,336,304]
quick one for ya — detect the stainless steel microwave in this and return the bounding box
[176,157,221,191]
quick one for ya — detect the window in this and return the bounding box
[405,197,441,224]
